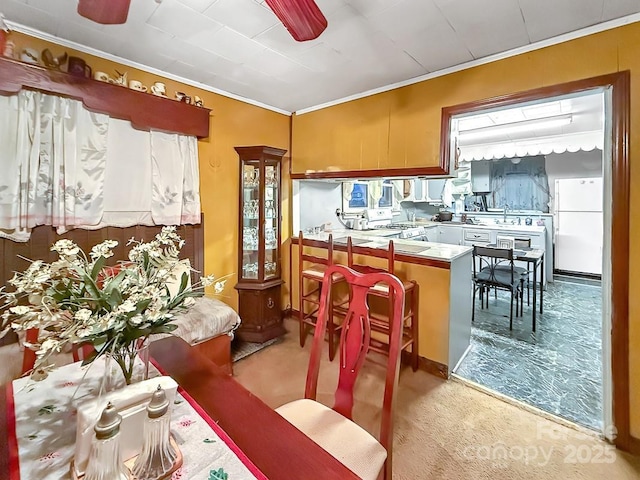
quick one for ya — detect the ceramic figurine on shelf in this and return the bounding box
[3,39,14,58]
[20,47,39,64]
[41,48,68,70]
[109,69,128,87]
[150,81,167,96]
[0,13,9,58]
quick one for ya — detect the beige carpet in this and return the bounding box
[233,319,640,480]
[2,320,638,479]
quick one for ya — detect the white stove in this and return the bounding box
[361,209,431,241]
[364,208,394,227]
[399,226,428,240]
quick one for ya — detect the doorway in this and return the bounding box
[440,72,630,448]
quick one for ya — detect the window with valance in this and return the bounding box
[0,90,201,241]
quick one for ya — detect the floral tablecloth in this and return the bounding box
[8,359,266,480]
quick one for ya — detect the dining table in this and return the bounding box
[512,247,544,331]
[485,245,544,331]
[0,336,360,479]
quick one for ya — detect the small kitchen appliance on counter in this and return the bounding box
[336,208,395,230]
[434,211,453,222]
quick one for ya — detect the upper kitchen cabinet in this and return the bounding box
[404,178,446,203]
[292,95,390,175]
[291,81,456,178]
[387,89,442,171]
[470,161,491,192]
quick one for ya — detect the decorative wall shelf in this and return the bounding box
[0,56,210,138]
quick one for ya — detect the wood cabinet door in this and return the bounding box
[236,285,284,343]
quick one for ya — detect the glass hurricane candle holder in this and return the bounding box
[131,385,178,479]
[85,402,129,480]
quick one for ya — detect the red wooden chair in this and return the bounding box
[21,328,94,375]
[278,264,405,480]
[20,328,39,374]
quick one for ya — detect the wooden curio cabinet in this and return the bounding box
[234,146,287,343]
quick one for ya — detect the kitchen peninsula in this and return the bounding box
[292,230,473,377]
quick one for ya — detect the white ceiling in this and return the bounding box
[2,0,640,114]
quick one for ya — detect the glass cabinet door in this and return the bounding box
[241,162,259,280]
[263,163,279,280]
[236,146,284,286]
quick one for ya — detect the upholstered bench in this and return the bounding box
[153,295,241,375]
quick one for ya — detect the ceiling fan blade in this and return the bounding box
[77,0,131,25]
[264,0,327,42]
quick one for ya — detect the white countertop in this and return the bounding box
[439,222,546,234]
[389,219,545,234]
[472,211,553,217]
[299,229,472,263]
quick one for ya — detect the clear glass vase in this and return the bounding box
[100,338,150,392]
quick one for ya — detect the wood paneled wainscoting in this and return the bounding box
[0,221,204,346]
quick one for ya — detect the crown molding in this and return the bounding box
[295,13,640,115]
[7,11,640,118]
[5,21,292,116]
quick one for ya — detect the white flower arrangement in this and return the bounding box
[0,226,226,383]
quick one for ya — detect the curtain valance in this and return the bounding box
[0,90,201,241]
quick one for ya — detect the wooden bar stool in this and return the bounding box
[347,237,419,371]
[298,231,346,361]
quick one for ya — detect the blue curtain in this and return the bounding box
[488,156,550,212]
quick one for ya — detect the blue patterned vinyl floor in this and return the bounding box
[454,277,603,431]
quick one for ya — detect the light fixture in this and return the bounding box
[510,157,522,164]
[77,0,131,25]
[457,114,573,142]
[265,0,327,41]
[76,0,326,41]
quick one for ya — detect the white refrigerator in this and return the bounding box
[554,177,603,275]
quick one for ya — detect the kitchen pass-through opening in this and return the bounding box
[451,88,609,435]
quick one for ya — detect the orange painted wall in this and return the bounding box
[292,23,640,438]
[9,32,292,311]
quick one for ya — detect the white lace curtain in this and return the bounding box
[0,90,201,241]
